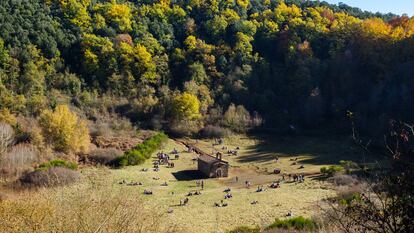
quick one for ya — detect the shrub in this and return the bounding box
[0,144,39,179]
[169,119,203,137]
[201,125,230,138]
[339,160,360,174]
[328,174,359,186]
[115,133,168,167]
[39,105,90,154]
[38,159,78,171]
[266,216,316,231]
[0,122,14,156]
[88,148,123,165]
[20,167,80,187]
[320,165,343,177]
[227,226,260,233]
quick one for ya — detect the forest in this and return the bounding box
[1,0,414,138]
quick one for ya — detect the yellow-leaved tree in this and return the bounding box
[172,92,201,120]
[39,105,90,154]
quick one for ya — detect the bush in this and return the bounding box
[115,133,168,167]
[227,226,260,233]
[0,144,39,179]
[38,159,78,171]
[88,148,123,165]
[328,174,359,186]
[339,160,360,174]
[320,165,343,177]
[0,122,14,156]
[169,119,202,137]
[20,167,80,187]
[201,125,230,138]
[266,216,316,231]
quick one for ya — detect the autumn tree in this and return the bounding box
[39,105,90,154]
[171,92,201,120]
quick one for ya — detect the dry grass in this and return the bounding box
[0,181,177,233]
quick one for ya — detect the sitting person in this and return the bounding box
[224,193,233,199]
[224,188,231,193]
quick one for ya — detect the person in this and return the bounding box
[201,180,204,189]
[235,176,239,182]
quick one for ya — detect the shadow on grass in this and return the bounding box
[172,170,207,181]
[237,134,376,166]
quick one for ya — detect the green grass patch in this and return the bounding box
[115,132,168,167]
[37,159,78,171]
[266,216,316,231]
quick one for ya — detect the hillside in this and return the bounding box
[1,0,414,135]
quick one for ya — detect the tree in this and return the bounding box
[223,103,251,133]
[39,105,90,154]
[171,92,201,120]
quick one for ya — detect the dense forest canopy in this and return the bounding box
[1,0,414,136]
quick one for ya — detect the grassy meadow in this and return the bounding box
[0,134,383,233]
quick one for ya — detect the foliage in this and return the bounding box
[266,216,316,231]
[37,159,78,171]
[320,165,343,177]
[115,133,168,166]
[171,92,201,120]
[223,104,252,133]
[339,160,359,174]
[0,0,413,139]
[39,105,90,154]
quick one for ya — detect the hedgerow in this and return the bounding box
[114,133,168,167]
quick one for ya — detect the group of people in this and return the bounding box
[118,180,143,186]
[156,152,170,165]
[293,174,305,182]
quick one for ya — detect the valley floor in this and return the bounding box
[1,134,379,233]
